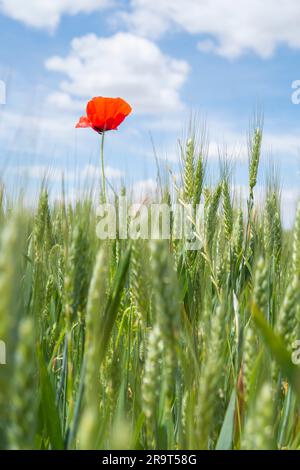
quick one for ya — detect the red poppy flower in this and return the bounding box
[76,96,132,133]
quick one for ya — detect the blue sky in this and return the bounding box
[0,0,300,224]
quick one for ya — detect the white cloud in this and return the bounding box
[81,164,124,180]
[0,0,110,31]
[46,92,84,112]
[233,184,300,229]
[263,133,300,156]
[131,178,157,199]
[2,0,300,60]
[0,108,77,157]
[208,130,300,162]
[2,105,300,168]
[122,0,300,58]
[199,116,300,162]
[5,164,65,182]
[45,32,189,115]
[5,163,123,183]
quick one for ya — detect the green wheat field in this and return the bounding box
[1,125,300,451]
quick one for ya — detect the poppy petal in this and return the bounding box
[82,97,132,133]
[115,98,132,117]
[112,113,127,129]
[75,116,91,128]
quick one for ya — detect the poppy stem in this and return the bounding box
[100,131,106,202]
